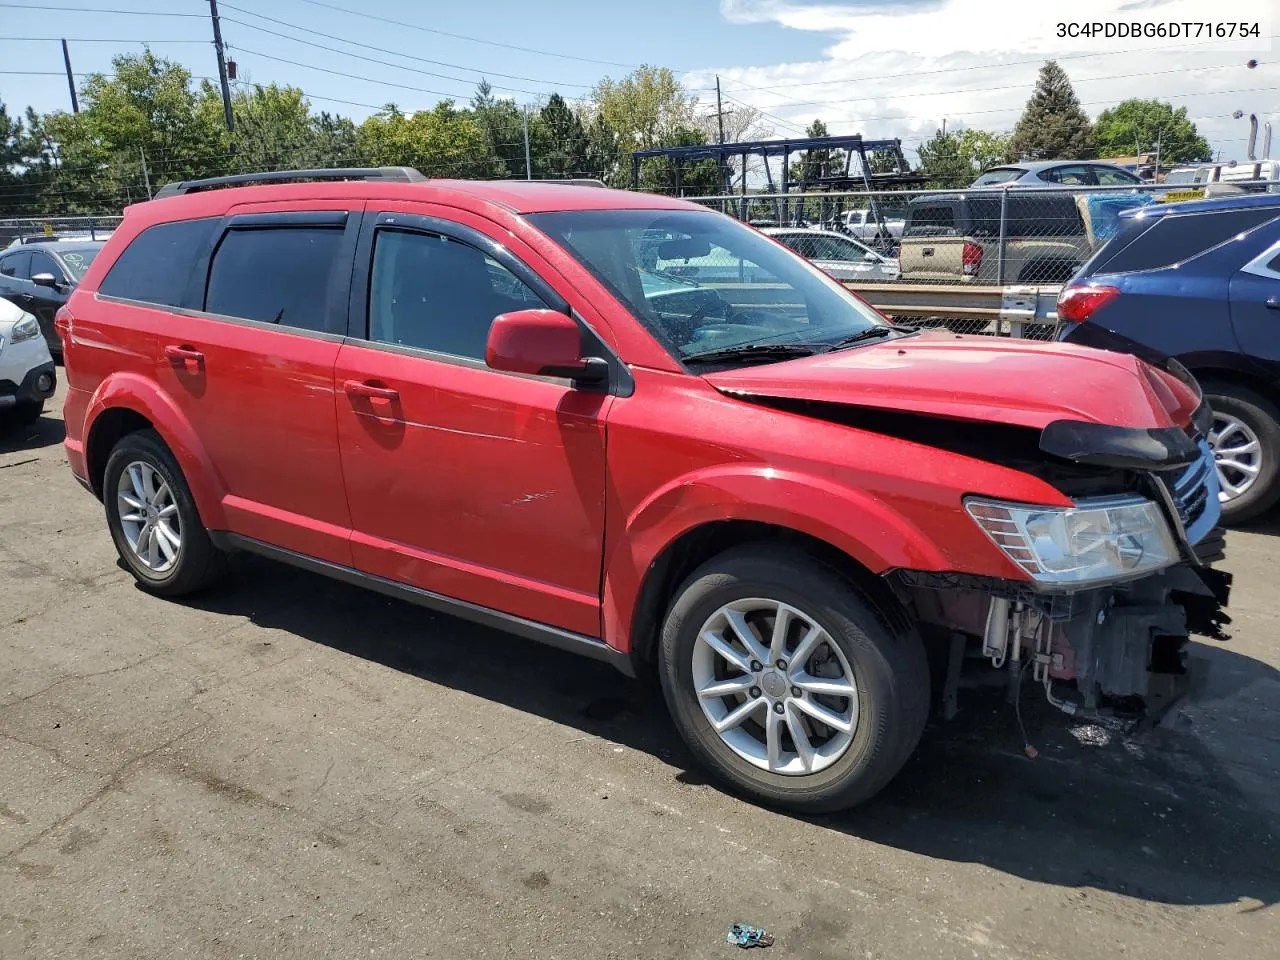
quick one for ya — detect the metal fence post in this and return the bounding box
[996,188,1009,285]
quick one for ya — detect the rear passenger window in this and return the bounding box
[0,251,30,278]
[205,227,342,331]
[368,229,545,360]
[1099,209,1280,274]
[99,218,216,307]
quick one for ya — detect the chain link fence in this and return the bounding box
[0,216,123,249]
[680,179,1280,337]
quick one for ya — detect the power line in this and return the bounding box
[285,0,645,70]
[218,6,595,91]
[721,34,1280,93]
[228,46,485,102]
[2,36,207,43]
[219,17,561,98]
[0,3,205,15]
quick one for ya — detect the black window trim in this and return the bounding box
[348,210,632,396]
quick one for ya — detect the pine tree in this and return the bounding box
[1007,61,1094,161]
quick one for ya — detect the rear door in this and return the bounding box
[153,204,363,565]
[0,250,32,307]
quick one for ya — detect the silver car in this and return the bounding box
[971,161,1144,188]
[761,228,899,282]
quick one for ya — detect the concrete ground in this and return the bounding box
[1,380,1277,960]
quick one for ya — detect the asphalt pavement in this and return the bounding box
[2,380,1278,960]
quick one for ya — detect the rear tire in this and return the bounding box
[1203,381,1280,525]
[658,545,930,813]
[103,429,228,596]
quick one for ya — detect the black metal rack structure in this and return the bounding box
[631,135,925,240]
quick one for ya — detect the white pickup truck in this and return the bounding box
[842,208,905,241]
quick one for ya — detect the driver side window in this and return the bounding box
[368,229,547,360]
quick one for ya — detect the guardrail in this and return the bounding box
[844,281,1063,339]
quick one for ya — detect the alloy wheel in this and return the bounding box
[116,460,182,573]
[1210,412,1262,503]
[691,598,858,776]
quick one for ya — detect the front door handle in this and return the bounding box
[165,344,204,365]
[343,379,399,402]
[1266,296,1279,310]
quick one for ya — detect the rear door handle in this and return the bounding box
[343,379,399,402]
[20,293,33,301]
[164,344,205,365]
[1266,297,1279,310]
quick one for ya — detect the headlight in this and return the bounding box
[965,495,1178,589]
[10,315,41,344]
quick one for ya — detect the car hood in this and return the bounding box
[704,330,1200,433]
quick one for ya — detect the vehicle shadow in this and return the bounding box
[0,411,65,455]
[179,553,1280,909]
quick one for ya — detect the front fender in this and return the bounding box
[84,371,226,528]
[601,464,953,654]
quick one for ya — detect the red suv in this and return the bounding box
[59,168,1230,811]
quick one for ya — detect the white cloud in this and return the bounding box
[689,0,1276,166]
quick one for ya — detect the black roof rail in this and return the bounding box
[153,166,427,199]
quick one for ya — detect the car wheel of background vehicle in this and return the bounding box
[1203,381,1280,525]
[103,429,228,596]
[658,545,930,814]
[11,401,43,425]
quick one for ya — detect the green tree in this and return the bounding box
[300,112,360,168]
[1007,61,1094,161]
[42,50,226,208]
[226,83,313,173]
[592,65,699,152]
[916,128,971,187]
[787,120,847,185]
[357,102,491,178]
[582,110,621,184]
[537,93,589,179]
[1093,99,1211,163]
[917,127,1014,187]
[470,81,534,178]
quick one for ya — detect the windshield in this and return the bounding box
[56,245,103,279]
[972,168,1024,186]
[529,209,886,362]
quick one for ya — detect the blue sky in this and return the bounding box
[1,0,1275,165]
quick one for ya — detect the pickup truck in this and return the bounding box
[842,208,904,241]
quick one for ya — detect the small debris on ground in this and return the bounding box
[726,923,773,949]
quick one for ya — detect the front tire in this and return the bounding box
[103,429,228,596]
[1203,382,1280,525]
[658,545,930,813]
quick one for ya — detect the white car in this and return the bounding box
[762,227,900,282]
[0,297,57,426]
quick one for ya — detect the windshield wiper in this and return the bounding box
[826,325,912,351]
[682,343,821,365]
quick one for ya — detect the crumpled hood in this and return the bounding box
[705,331,1200,432]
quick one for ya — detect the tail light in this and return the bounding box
[1057,284,1120,323]
[961,241,983,276]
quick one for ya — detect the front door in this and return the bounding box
[154,205,363,565]
[334,210,610,636]
[24,248,72,353]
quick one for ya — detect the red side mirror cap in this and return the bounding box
[486,309,604,381]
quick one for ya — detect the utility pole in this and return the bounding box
[715,76,726,145]
[60,39,79,113]
[1153,128,1162,181]
[208,0,234,133]
[941,118,946,137]
[522,105,532,180]
[140,146,152,199]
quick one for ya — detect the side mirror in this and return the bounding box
[486,309,608,382]
[863,252,880,263]
[31,272,63,290]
